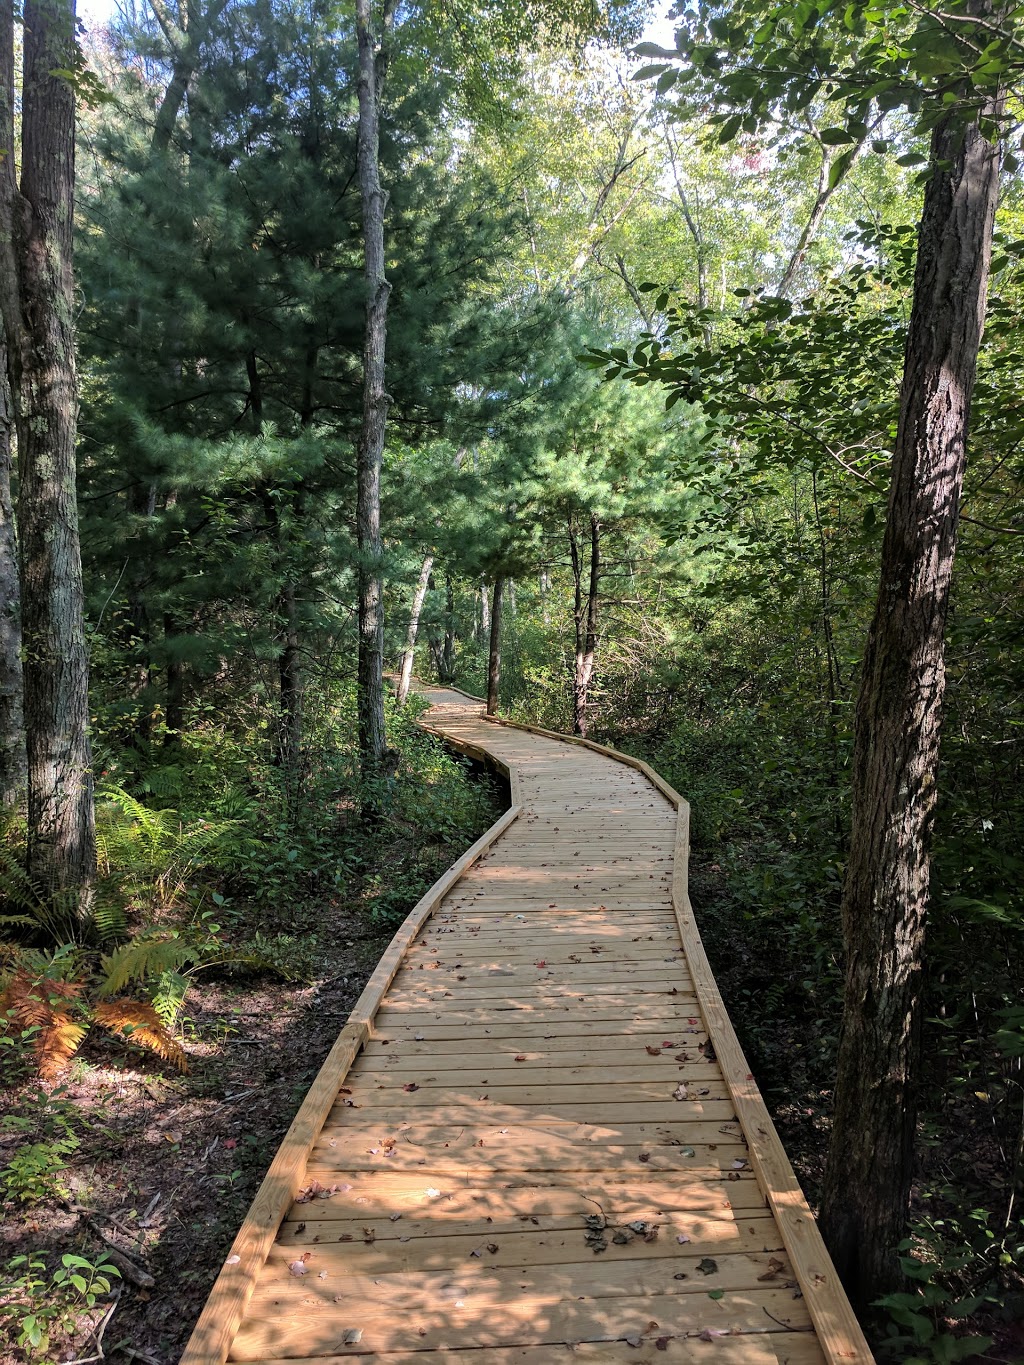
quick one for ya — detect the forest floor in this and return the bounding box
[0,902,393,1365]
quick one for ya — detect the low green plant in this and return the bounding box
[875,1244,995,1364]
[0,1250,120,1360]
[0,1086,83,1206]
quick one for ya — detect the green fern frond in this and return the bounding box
[91,897,129,945]
[152,968,190,1027]
[97,934,199,999]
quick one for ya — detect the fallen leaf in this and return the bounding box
[638,1151,651,1163]
[676,1234,690,1245]
[403,1083,420,1093]
[223,1138,238,1150]
[645,1045,662,1055]
[514,1054,527,1062]
[758,1256,786,1281]
[655,1338,671,1351]
[708,1288,724,1300]
[225,1254,241,1265]
[288,1254,311,1276]
[535,960,547,968]
[699,1328,725,1340]
[343,1329,363,1344]
[696,1257,719,1276]
[673,1084,688,1101]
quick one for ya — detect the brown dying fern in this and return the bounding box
[1,967,188,1077]
[0,969,88,1079]
[93,1000,188,1073]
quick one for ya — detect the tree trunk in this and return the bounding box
[569,513,600,737]
[818,95,1001,1311]
[396,553,433,705]
[355,0,390,803]
[278,583,302,773]
[0,353,25,808]
[441,573,455,682]
[486,576,504,716]
[479,579,490,637]
[0,0,95,902]
[164,613,185,742]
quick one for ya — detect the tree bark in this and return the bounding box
[354,0,390,802]
[569,513,600,737]
[0,0,95,902]
[396,553,433,706]
[486,576,504,716]
[818,95,1001,1310]
[0,353,25,808]
[441,573,455,682]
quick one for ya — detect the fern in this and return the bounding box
[91,897,129,944]
[152,968,190,1028]
[93,1000,187,1072]
[0,817,81,944]
[0,967,87,1079]
[96,933,198,998]
[95,785,245,913]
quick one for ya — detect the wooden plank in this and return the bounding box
[315,1117,745,1149]
[229,1286,814,1359]
[246,1338,827,1365]
[249,1248,797,1312]
[368,1023,704,1044]
[346,1063,724,1089]
[278,1174,769,1223]
[278,1210,778,1254]
[359,1043,708,1064]
[327,1100,738,1124]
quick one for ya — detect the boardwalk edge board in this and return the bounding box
[178,733,521,1365]
[479,711,874,1365]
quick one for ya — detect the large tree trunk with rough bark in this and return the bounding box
[0,0,95,903]
[568,513,600,737]
[486,577,504,716]
[818,98,1001,1311]
[355,0,390,804]
[0,355,25,808]
[396,553,433,706]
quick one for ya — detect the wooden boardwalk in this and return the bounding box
[181,686,872,1365]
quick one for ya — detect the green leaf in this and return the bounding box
[708,1288,725,1300]
[717,113,742,144]
[827,147,857,190]
[819,127,856,146]
[632,63,668,82]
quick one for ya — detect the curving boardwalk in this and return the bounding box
[181,686,872,1365]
